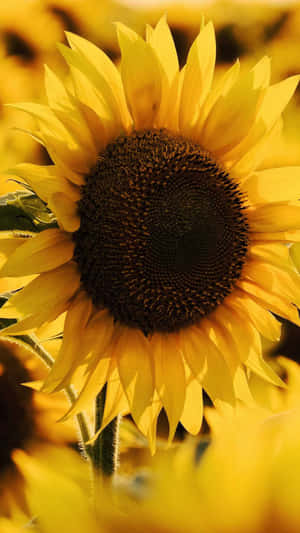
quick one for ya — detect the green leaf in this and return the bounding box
[0,191,57,232]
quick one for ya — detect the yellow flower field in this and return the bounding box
[0,1,300,531]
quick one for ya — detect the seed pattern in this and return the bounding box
[74,129,249,335]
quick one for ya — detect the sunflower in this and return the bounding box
[5,403,300,533]
[0,17,300,449]
[0,336,77,515]
[1,446,99,532]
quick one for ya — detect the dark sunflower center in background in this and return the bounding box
[74,129,249,335]
[0,342,35,471]
[3,31,36,63]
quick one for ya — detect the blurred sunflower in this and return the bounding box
[0,447,98,532]
[0,337,76,516]
[0,18,300,448]
[5,402,300,533]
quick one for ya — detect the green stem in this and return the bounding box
[11,333,93,460]
[93,385,119,476]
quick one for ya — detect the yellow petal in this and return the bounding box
[249,242,296,273]
[0,300,69,336]
[151,333,186,442]
[219,305,283,387]
[117,24,162,130]
[13,450,97,533]
[224,75,299,169]
[164,67,185,132]
[179,21,216,136]
[43,292,93,392]
[48,192,80,232]
[252,55,271,89]
[0,262,80,319]
[0,231,32,267]
[225,290,281,341]
[62,355,112,419]
[183,323,236,407]
[202,316,254,405]
[58,44,120,151]
[201,68,263,154]
[0,229,74,276]
[248,202,300,233]
[195,60,240,137]
[202,316,239,372]
[243,260,300,307]
[290,243,300,272]
[256,75,299,132]
[147,16,178,88]
[238,279,300,326]
[243,167,300,205]
[81,310,115,362]
[252,230,300,242]
[65,32,131,130]
[232,365,256,405]
[100,363,130,431]
[147,16,179,127]
[11,102,90,177]
[45,65,97,158]
[228,117,283,178]
[180,362,203,435]
[0,519,20,533]
[134,393,162,454]
[179,326,207,381]
[8,163,80,203]
[116,327,155,429]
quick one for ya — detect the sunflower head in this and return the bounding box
[0,340,35,473]
[74,127,249,336]
[0,17,300,448]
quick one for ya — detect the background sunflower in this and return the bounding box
[0,335,77,516]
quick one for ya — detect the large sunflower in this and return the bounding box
[0,18,300,448]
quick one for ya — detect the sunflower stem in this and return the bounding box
[92,385,119,477]
[12,333,93,460]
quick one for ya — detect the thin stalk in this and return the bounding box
[93,385,119,477]
[14,333,93,460]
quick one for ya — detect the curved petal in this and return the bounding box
[0,262,80,320]
[0,229,74,276]
[248,202,300,233]
[243,260,300,307]
[180,325,235,406]
[180,361,203,435]
[48,192,80,233]
[43,291,93,393]
[225,289,281,342]
[179,21,216,136]
[117,23,162,130]
[151,332,186,442]
[8,163,80,204]
[238,279,300,326]
[243,167,300,205]
[116,327,155,430]
[147,16,179,127]
[66,31,131,130]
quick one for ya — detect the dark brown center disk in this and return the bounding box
[0,342,35,472]
[74,129,249,335]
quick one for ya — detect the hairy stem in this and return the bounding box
[13,333,93,460]
[93,385,119,477]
